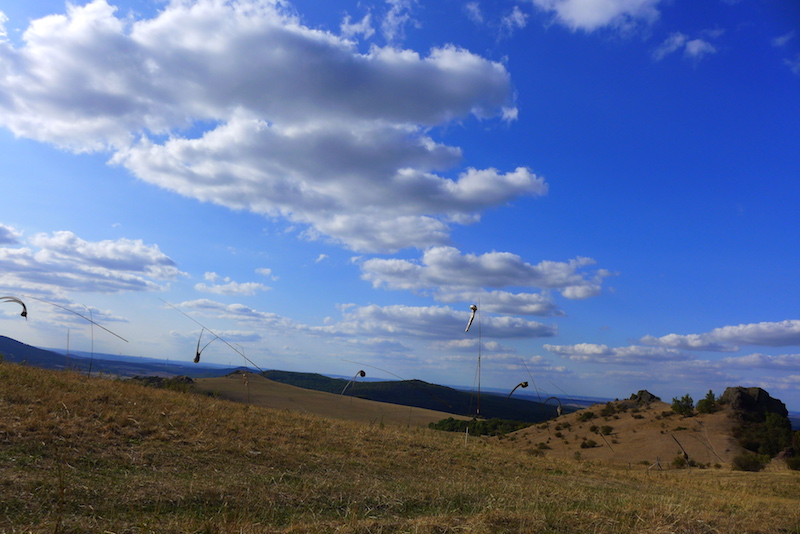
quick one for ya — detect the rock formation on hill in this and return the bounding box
[629,390,661,404]
[720,387,788,418]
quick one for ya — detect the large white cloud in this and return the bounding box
[530,0,662,32]
[641,320,800,352]
[0,228,184,295]
[0,0,536,252]
[360,246,611,314]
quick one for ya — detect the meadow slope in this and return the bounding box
[498,399,748,467]
[1,363,799,533]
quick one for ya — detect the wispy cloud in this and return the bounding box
[531,0,662,33]
[544,342,690,364]
[0,223,21,244]
[465,2,484,24]
[721,353,800,371]
[772,31,795,48]
[501,6,528,37]
[785,53,800,76]
[194,272,270,296]
[381,0,418,44]
[653,31,718,61]
[340,13,374,40]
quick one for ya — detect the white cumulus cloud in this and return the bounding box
[0,228,184,297]
[360,246,612,315]
[0,0,530,253]
[641,320,800,351]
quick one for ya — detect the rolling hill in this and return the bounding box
[499,399,746,467]
[193,371,469,427]
[1,362,799,533]
[261,369,564,423]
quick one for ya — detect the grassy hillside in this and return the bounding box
[1,363,799,533]
[498,399,748,466]
[193,371,468,427]
[262,369,561,423]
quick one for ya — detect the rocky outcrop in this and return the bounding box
[719,387,788,418]
[629,390,661,404]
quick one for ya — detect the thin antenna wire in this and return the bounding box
[548,380,581,408]
[82,304,94,377]
[159,298,266,374]
[341,359,453,410]
[25,296,128,343]
[521,359,542,403]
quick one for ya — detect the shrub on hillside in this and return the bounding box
[696,390,719,414]
[787,456,800,471]
[733,412,792,457]
[671,394,694,417]
[732,452,769,472]
[428,417,530,437]
[578,410,595,422]
[600,402,616,417]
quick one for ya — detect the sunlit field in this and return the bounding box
[1,364,798,533]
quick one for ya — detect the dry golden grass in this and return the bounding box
[498,400,750,468]
[1,363,799,533]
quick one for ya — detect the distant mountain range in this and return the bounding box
[0,335,239,379]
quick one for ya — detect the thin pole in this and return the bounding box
[477,300,481,415]
[83,304,94,377]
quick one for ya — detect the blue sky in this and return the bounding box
[1,0,799,410]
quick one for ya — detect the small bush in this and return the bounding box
[696,390,718,414]
[672,456,687,469]
[581,439,598,449]
[786,456,800,471]
[732,452,769,472]
[600,402,616,417]
[601,425,613,436]
[578,411,595,422]
[671,394,694,417]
